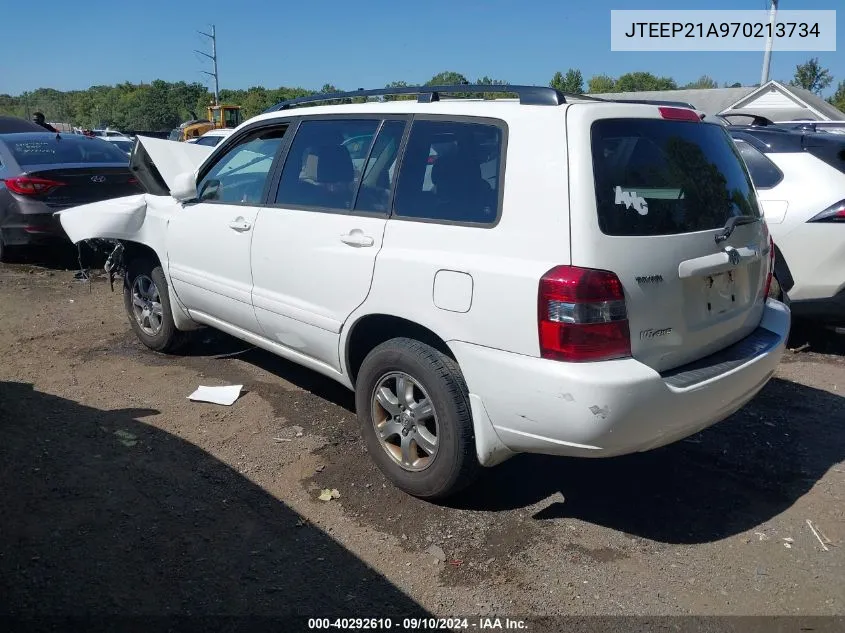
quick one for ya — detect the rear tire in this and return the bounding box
[123,257,185,353]
[355,337,480,500]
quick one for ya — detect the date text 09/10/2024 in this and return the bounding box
[307,617,528,630]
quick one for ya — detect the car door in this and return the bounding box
[250,117,407,370]
[166,124,289,333]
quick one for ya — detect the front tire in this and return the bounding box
[123,257,185,353]
[355,337,480,500]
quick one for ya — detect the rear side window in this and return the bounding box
[8,137,130,165]
[354,120,406,214]
[394,119,503,224]
[591,119,761,236]
[274,119,380,211]
[733,139,783,189]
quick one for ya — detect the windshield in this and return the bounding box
[8,136,130,165]
[591,119,761,236]
[110,140,134,154]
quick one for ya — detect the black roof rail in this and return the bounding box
[263,84,603,112]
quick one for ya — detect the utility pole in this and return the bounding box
[196,24,219,106]
[760,0,779,85]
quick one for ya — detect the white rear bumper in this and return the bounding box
[452,300,790,462]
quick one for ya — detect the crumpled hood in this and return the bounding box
[134,136,213,192]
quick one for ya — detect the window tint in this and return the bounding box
[194,135,224,147]
[354,120,406,213]
[591,119,761,237]
[197,127,287,204]
[394,120,502,224]
[733,139,783,189]
[274,119,380,210]
[9,136,130,165]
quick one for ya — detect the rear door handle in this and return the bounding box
[340,229,374,247]
[228,218,252,232]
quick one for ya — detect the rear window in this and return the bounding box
[9,137,130,166]
[591,119,761,236]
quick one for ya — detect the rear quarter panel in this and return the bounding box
[343,108,572,372]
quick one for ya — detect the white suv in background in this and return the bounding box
[57,85,789,499]
[729,127,845,322]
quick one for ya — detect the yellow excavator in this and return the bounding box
[172,104,243,142]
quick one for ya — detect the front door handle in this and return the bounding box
[228,217,252,232]
[340,229,374,248]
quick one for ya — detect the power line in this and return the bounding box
[196,25,219,106]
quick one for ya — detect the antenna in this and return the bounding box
[760,0,779,85]
[196,24,219,106]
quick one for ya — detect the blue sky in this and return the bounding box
[0,0,841,96]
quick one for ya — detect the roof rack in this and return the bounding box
[264,84,603,112]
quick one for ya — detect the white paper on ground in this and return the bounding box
[187,384,244,406]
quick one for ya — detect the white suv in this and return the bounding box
[729,126,845,322]
[57,85,790,499]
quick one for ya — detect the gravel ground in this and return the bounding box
[0,255,843,626]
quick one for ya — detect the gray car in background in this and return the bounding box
[0,133,142,261]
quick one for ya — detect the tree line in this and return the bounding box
[2,61,843,132]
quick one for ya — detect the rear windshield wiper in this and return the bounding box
[714,215,758,243]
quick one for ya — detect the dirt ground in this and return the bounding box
[1,253,844,626]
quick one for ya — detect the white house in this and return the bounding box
[595,80,845,122]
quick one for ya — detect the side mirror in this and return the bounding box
[170,171,198,202]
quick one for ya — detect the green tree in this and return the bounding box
[383,80,413,101]
[614,72,677,92]
[587,74,616,93]
[791,57,833,94]
[683,75,718,89]
[550,69,584,93]
[426,71,469,86]
[725,82,743,88]
[829,80,845,113]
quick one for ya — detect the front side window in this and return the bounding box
[733,139,783,189]
[197,126,287,204]
[274,118,380,211]
[394,119,503,224]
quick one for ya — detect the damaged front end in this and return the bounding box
[54,135,214,289]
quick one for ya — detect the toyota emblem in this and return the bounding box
[91,175,107,183]
[725,247,741,266]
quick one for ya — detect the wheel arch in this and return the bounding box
[120,239,200,332]
[343,313,457,387]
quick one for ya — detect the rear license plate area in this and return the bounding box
[704,271,737,316]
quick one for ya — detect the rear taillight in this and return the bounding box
[3,176,66,196]
[808,199,845,222]
[538,266,631,362]
[128,177,139,184]
[764,236,776,299]
[658,106,700,122]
